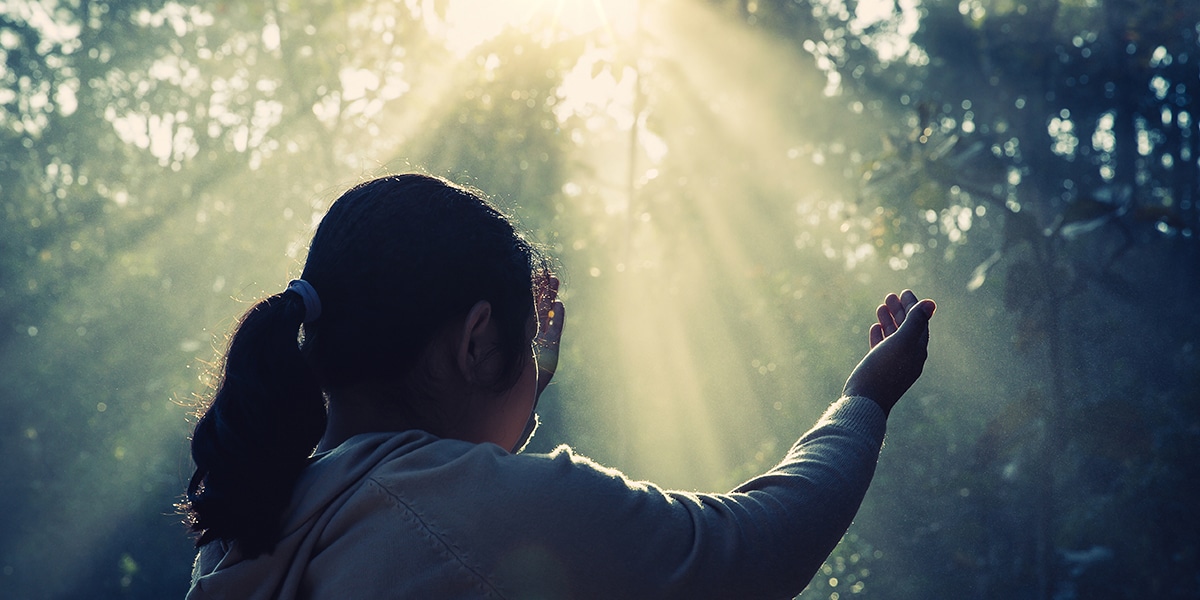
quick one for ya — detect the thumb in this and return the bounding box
[896,299,936,336]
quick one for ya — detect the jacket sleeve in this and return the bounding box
[472,395,887,600]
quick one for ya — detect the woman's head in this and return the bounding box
[184,173,551,556]
[300,173,550,397]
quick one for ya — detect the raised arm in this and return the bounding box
[466,290,938,599]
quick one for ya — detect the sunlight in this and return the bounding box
[551,0,640,38]
[439,0,640,55]
[9,0,1194,594]
[0,0,83,45]
[554,46,639,130]
[540,0,861,489]
[817,0,922,63]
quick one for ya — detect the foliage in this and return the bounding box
[731,0,1200,597]
[1,0,1196,598]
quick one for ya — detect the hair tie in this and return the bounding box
[286,279,322,323]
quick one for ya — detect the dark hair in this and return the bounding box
[183,174,550,556]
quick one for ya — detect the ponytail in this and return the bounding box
[181,173,550,555]
[183,289,327,557]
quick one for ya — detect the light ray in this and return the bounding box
[440,0,640,56]
[544,0,861,489]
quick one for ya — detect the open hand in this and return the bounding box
[843,290,936,416]
[535,275,565,397]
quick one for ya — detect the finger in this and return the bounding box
[896,298,936,338]
[885,293,906,326]
[538,300,565,348]
[542,276,560,311]
[535,301,565,395]
[877,303,897,336]
[538,275,560,312]
[546,300,564,342]
[919,298,936,318]
[869,323,885,348]
[899,290,919,315]
[538,276,560,330]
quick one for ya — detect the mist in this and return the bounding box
[1,0,1197,598]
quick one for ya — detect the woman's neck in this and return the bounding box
[316,392,428,453]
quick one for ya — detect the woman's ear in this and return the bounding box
[456,300,495,382]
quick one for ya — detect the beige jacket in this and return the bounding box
[186,396,886,599]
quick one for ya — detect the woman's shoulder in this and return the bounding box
[303,437,661,596]
[364,438,638,497]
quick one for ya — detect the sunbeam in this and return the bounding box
[438,0,640,55]
[530,0,867,489]
[8,0,1196,596]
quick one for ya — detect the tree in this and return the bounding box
[4,0,1196,597]
[731,0,1200,597]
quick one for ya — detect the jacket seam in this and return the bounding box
[365,477,508,600]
